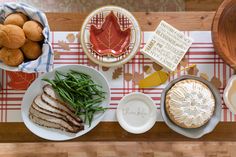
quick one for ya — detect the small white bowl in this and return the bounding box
[223,75,236,114]
[116,92,157,134]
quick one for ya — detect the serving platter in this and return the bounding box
[21,65,110,141]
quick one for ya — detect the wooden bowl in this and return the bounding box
[212,0,236,70]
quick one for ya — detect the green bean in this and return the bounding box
[42,70,107,126]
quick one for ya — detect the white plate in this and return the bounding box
[80,6,141,67]
[21,65,110,141]
[116,92,157,134]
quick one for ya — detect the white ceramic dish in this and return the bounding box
[161,75,221,139]
[223,75,236,114]
[116,92,157,134]
[80,6,141,67]
[21,65,110,141]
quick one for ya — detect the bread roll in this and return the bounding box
[0,24,4,48]
[0,24,3,29]
[23,21,44,41]
[0,25,26,49]
[21,39,42,60]
[4,12,28,27]
[0,47,24,66]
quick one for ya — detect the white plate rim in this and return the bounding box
[116,92,157,134]
[21,64,111,141]
[80,5,141,67]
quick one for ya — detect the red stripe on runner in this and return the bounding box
[0,108,21,110]
[123,64,125,98]
[0,98,22,101]
[1,70,3,122]
[192,42,213,44]
[132,56,135,93]
[111,91,162,94]
[111,87,164,90]
[55,58,81,61]
[111,97,122,101]
[5,70,7,122]
[187,52,215,55]
[190,46,213,48]
[52,31,55,70]
[0,104,21,106]
[54,43,80,46]
[230,111,232,121]
[54,52,84,55]
[54,62,81,64]
[188,58,221,60]
[224,108,227,121]
[110,103,118,106]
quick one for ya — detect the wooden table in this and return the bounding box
[1,11,235,143]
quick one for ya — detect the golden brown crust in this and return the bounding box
[21,39,42,60]
[0,24,26,49]
[23,21,44,41]
[165,79,215,129]
[4,12,28,28]
[0,47,24,66]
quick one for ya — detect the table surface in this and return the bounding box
[1,11,236,143]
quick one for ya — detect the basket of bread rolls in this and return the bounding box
[0,2,53,72]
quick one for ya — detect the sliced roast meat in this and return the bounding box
[43,84,58,98]
[32,101,82,128]
[29,106,82,133]
[32,102,65,120]
[29,114,69,132]
[34,95,83,126]
[41,90,82,123]
[43,85,75,111]
[29,84,86,133]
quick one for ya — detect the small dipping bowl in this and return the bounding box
[223,75,236,114]
[116,92,157,134]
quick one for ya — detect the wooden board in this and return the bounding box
[1,12,236,142]
[1,122,236,142]
[185,0,223,11]
[0,142,235,157]
[46,12,216,31]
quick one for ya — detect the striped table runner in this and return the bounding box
[0,31,234,122]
